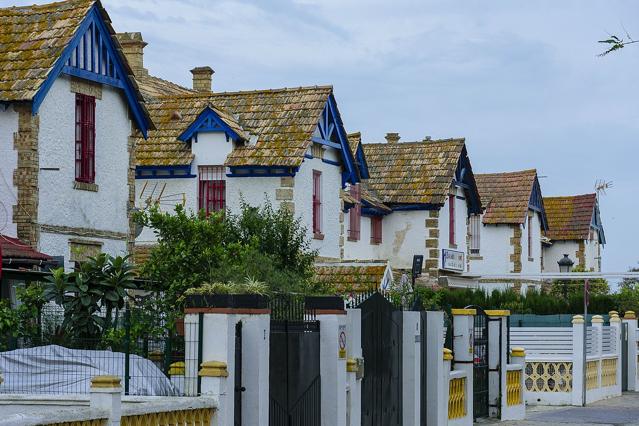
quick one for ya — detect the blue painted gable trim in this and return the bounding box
[355,144,370,180]
[327,95,359,185]
[31,5,150,138]
[455,146,482,215]
[178,107,244,143]
[227,165,298,178]
[528,176,548,231]
[591,201,606,244]
[389,203,438,211]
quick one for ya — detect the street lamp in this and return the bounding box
[558,254,574,273]
[558,254,574,300]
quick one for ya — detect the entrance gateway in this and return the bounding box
[268,296,321,426]
[357,292,403,425]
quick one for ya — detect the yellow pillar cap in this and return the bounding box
[346,358,358,373]
[592,315,604,324]
[451,308,476,316]
[609,310,619,316]
[443,348,453,361]
[624,311,637,320]
[572,315,584,324]
[91,375,122,389]
[511,347,525,357]
[610,316,621,323]
[485,310,510,317]
[169,361,185,375]
[199,361,228,377]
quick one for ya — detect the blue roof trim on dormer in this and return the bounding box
[178,107,245,143]
[31,4,150,138]
[528,176,549,231]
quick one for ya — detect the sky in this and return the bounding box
[10,0,639,278]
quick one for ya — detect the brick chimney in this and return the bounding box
[116,32,147,75]
[385,132,400,144]
[190,67,214,92]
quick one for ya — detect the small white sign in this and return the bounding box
[442,249,465,272]
[338,325,347,359]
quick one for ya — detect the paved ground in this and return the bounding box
[479,393,639,426]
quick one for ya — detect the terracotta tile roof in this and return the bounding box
[135,86,333,167]
[347,132,361,156]
[134,74,193,101]
[543,193,597,240]
[475,169,538,224]
[360,184,391,213]
[362,139,466,205]
[0,234,51,261]
[0,0,96,101]
[340,189,359,205]
[314,262,389,292]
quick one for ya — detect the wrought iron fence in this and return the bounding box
[0,300,199,396]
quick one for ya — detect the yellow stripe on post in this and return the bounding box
[485,309,511,317]
[451,308,476,316]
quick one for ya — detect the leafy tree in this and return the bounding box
[549,265,609,300]
[135,200,320,310]
[42,254,136,342]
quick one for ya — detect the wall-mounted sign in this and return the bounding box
[442,249,465,272]
[338,325,347,359]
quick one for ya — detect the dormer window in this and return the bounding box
[75,94,95,183]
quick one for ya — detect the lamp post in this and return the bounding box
[558,254,574,300]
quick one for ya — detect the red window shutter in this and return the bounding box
[370,216,382,244]
[349,185,361,241]
[449,194,455,245]
[75,94,96,183]
[313,170,322,234]
[528,215,533,257]
[199,166,226,215]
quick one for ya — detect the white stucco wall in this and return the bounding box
[0,106,19,237]
[583,235,602,271]
[294,148,342,259]
[36,75,131,265]
[520,211,542,275]
[379,210,426,270]
[439,185,469,271]
[39,232,127,270]
[135,176,198,244]
[543,240,583,272]
[469,223,513,275]
[343,214,385,260]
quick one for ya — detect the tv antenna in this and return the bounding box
[594,180,613,199]
[138,181,186,209]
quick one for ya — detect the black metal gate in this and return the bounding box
[468,305,489,419]
[359,292,403,425]
[234,321,244,426]
[269,297,321,426]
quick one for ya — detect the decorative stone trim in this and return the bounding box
[41,224,128,240]
[509,225,522,273]
[276,188,294,201]
[311,143,324,159]
[70,77,103,99]
[12,105,40,248]
[572,315,584,324]
[127,134,138,255]
[577,240,586,268]
[511,347,525,357]
[280,201,295,214]
[423,209,440,282]
[280,176,294,188]
[73,180,99,192]
[624,310,636,320]
[69,239,103,262]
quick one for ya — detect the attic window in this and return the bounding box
[75,94,95,184]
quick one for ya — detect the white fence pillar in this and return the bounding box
[452,309,475,420]
[345,309,363,426]
[485,310,509,418]
[426,311,446,426]
[501,347,526,420]
[185,306,270,426]
[571,315,585,406]
[623,311,637,391]
[90,376,122,426]
[610,313,622,395]
[200,361,230,426]
[402,311,420,426]
[318,310,348,426]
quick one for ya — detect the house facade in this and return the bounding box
[470,170,548,292]
[0,0,151,270]
[129,57,360,260]
[343,133,482,286]
[542,193,605,272]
